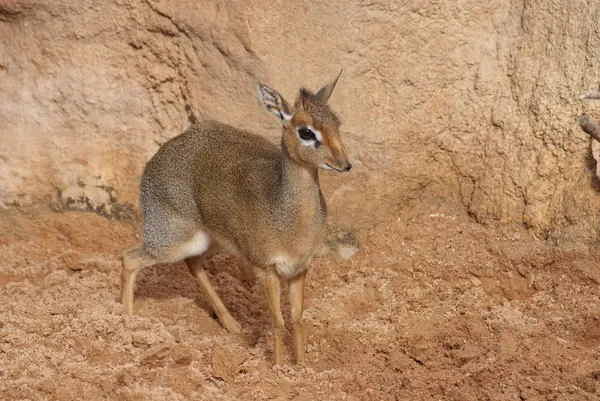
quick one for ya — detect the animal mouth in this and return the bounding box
[324,163,344,173]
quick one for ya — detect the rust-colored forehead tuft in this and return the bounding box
[295,89,340,127]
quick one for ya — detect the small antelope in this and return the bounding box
[120,70,352,365]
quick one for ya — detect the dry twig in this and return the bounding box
[579,90,600,100]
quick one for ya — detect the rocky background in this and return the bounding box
[2,0,600,243]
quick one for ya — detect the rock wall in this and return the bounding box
[2,0,600,243]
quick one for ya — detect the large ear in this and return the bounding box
[257,83,293,122]
[315,69,343,104]
[299,88,312,111]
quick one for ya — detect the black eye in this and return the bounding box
[298,127,316,141]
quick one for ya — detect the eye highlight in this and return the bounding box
[297,127,316,141]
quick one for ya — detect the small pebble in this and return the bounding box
[338,246,358,260]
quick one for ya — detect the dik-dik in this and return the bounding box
[120,71,351,365]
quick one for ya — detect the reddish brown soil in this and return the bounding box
[1,205,600,400]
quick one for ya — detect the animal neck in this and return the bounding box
[279,137,323,215]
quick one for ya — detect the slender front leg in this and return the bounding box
[289,271,307,365]
[263,270,284,365]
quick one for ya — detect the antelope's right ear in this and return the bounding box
[257,83,293,123]
[315,69,343,104]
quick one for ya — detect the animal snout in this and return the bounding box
[343,162,352,172]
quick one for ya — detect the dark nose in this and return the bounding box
[343,163,352,172]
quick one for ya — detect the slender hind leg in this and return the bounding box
[186,253,242,334]
[121,248,156,315]
[289,271,307,365]
[263,269,284,365]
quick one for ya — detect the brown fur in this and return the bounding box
[120,71,351,365]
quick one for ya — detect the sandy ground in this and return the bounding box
[1,203,600,400]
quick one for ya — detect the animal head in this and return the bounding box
[257,70,352,173]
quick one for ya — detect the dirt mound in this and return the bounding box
[1,206,599,400]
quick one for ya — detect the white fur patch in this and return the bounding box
[306,125,322,142]
[180,231,210,258]
[281,110,293,121]
[273,255,298,279]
